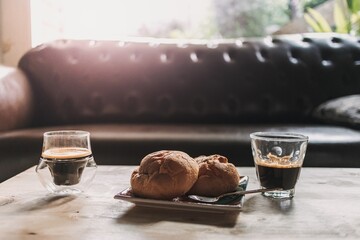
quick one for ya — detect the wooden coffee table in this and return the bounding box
[0,166,359,239]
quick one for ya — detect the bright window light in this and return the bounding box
[30,0,293,47]
[30,0,214,47]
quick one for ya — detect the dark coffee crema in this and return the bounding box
[42,147,92,160]
[42,147,92,186]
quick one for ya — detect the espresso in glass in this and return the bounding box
[36,130,97,194]
[41,147,93,186]
[250,132,308,199]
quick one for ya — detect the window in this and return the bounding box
[1,0,334,66]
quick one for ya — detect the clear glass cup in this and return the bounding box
[250,132,308,199]
[36,130,97,194]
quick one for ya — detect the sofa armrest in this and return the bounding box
[0,65,33,131]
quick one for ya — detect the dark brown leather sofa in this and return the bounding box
[0,33,359,182]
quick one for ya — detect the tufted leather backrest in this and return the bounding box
[18,34,360,126]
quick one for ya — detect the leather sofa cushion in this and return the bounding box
[1,123,359,182]
[313,94,360,129]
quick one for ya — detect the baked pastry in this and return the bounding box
[188,154,240,197]
[130,150,199,200]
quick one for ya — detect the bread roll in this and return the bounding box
[188,154,240,197]
[130,150,199,200]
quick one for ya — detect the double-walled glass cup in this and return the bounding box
[250,132,308,199]
[36,130,97,194]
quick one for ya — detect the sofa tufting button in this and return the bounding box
[88,40,97,47]
[302,37,313,43]
[207,42,218,49]
[331,37,342,44]
[223,52,232,63]
[177,42,189,48]
[190,52,199,63]
[160,53,170,63]
[99,53,110,62]
[255,49,268,62]
[322,60,332,66]
[67,55,78,65]
[149,42,160,48]
[130,52,141,62]
[118,41,126,47]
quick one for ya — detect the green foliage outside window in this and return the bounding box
[138,0,291,39]
[137,0,360,39]
[303,0,329,9]
[305,0,360,35]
